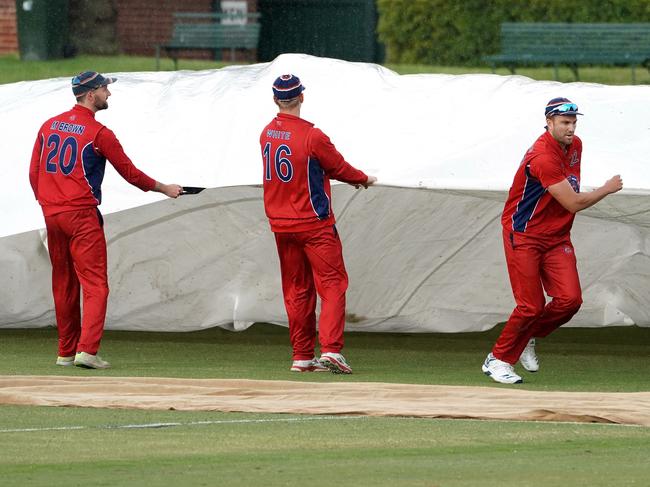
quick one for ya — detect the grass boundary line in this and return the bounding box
[2,413,647,434]
[0,414,368,434]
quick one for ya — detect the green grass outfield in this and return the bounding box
[1,53,648,85]
[1,325,649,486]
[1,52,649,484]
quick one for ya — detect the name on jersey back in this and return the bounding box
[266,129,291,140]
[50,121,86,135]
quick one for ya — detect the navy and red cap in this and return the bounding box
[545,97,583,117]
[272,74,305,100]
[72,71,116,97]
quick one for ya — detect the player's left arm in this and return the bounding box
[310,129,371,186]
[530,148,621,213]
[548,175,623,213]
[95,127,182,198]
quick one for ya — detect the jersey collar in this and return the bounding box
[72,104,96,118]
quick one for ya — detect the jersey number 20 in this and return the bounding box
[263,142,293,182]
[45,134,78,176]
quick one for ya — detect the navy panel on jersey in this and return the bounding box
[81,142,107,204]
[567,174,580,193]
[307,157,330,220]
[512,165,545,232]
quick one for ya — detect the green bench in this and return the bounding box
[156,12,261,70]
[484,23,650,83]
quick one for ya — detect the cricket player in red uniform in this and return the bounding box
[482,97,623,384]
[261,74,377,374]
[29,71,183,369]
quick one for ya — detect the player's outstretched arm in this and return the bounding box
[548,175,623,213]
[153,181,183,198]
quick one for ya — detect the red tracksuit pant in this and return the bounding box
[44,208,109,357]
[493,229,583,364]
[274,225,349,361]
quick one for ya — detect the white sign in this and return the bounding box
[221,0,247,25]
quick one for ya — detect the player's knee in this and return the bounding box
[99,287,109,302]
[319,287,347,302]
[517,301,545,319]
[561,294,582,314]
[555,293,582,314]
[89,284,109,301]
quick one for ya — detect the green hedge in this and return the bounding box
[377,0,650,65]
[69,0,118,55]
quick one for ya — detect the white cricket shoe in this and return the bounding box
[519,338,539,372]
[482,353,523,384]
[55,355,75,366]
[74,352,111,369]
[319,352,352,374]
[290,358,329,372]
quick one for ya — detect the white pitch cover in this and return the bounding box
[0,54,648,331]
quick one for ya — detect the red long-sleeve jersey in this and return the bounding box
[260,113,368,232]
[29,104,156,216]
[502,130,582,237]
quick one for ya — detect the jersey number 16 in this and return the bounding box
[263,142,293,183]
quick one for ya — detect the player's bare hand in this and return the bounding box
[155,182,183,198]
[166,184,183,198]
[604,175,623,194]
[355,175,377,189]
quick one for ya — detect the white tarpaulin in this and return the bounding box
[1,54,648,331]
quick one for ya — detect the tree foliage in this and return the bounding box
[377,0,650,65]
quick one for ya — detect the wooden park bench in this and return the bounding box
[483,23,650,83]
[156,12,261,70]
